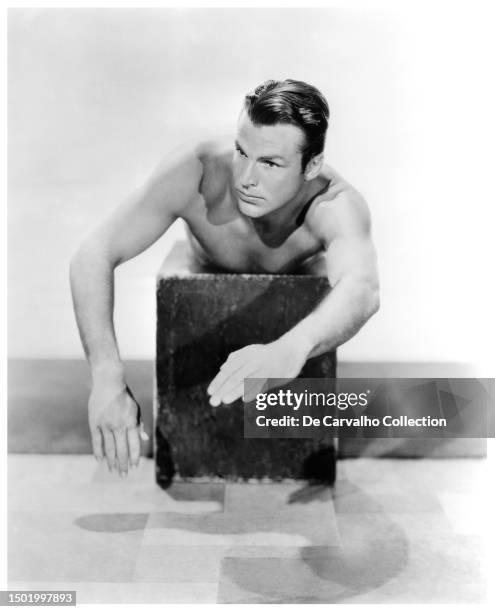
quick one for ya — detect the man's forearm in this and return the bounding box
[280,276,380,360]
[69,247,125,384]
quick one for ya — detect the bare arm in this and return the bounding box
[69,144,203,472]
[283,187,380,358]
[70,145,203,375]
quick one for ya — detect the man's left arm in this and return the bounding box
[290,189,380,359]
[207,189,380,406]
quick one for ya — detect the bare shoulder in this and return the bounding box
[194,135,233,162]
[142,136,232,215]
[305,166,372,246]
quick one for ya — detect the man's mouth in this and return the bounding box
[236,190,263,201]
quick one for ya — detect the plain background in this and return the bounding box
[7,7,495,370]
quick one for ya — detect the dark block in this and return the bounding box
[155,242,337,488]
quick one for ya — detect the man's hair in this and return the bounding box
[243,79,330,170]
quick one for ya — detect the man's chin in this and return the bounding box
[237,198,265,218]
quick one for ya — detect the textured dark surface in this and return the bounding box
[155,245,337,487]
[8,359,485,458]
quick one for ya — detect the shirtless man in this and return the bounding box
[70,79,380,476]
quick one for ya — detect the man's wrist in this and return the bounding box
[278,327,314,361]
[90,361,126,385]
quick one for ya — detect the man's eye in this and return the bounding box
[236,147,247,157]
[262,160,277,168]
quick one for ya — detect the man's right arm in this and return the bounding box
[69,144,203,475]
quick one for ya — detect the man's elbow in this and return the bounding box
[351,277,380,319]
[368,288,380,317]
[364,281,380,318]
[70,242,93,276]
[69,237,116,278]
[70,244,86,276]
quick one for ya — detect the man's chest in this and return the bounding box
[182,197,323,274]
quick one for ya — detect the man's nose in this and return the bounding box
[240,162,258,188]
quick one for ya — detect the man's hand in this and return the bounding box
[88,379,147,476]
[207,335,311,406]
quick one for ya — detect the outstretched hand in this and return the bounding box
[207,336,310,406]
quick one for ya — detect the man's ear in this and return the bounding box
[304,153,324,180]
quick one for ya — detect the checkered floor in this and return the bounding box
[8,455,487,603]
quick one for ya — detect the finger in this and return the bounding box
[208,362,240,396]
[222,381,245,405]
[208,359,248,397]
[102,428,117,472]
[90,427,104,462]
[129,392,148,441]
[211,364,258,405]
[127,427,141,468]
[244,378,268,403]
[114,428,129,475]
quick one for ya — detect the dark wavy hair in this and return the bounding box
[243,79,330,170]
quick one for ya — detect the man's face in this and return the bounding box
[233,111,307,218]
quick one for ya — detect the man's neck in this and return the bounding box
[249,177,323,247]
